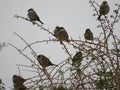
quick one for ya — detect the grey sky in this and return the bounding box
[0,0,120,89]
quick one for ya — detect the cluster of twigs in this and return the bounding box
[9,0,120,90]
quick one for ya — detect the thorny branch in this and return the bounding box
[10,1,120,89]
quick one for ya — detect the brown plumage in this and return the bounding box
[84,28,93,41]
[98,1,110,20]
[54,26,69,44]
[37,54,58,68]
[28,8,44,24]
[12,75,26,85]
[13,84,28,90]
[12,75,27,90]
[72,52,82,65]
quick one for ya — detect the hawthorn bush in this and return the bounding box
[9,0,120,90]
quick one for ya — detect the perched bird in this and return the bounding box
[28,8,44,24]
[84,28,93,41]
[12,75,26,85]
[37,54,58,68]
[72,52,82,66]
[54,26,69,44]
[14,84,28,90]
[13,75,28,90]
[98,1,110,20]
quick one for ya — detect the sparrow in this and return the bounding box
[13,75,28,90]
[14,84,28,90]
[84,28,93,41]
[12,75,26,85]
[72,52,82,66]
[54,26,69,44]
[98,1,110,20]
[28,8,44,24]
[37,54,58,68]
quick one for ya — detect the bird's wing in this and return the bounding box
[59,29,69,38]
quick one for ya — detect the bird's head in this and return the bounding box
[59,27,64,30]
[76,52,82,57]
[55,26,60,30]
[13,75,18,79]
[28,8,34,12]
[37,54,42,58]
[86,28,91,33]
[59,27,65,32]
[37,54,45,60]
[102,1,108,5]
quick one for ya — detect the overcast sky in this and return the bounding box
[0,0,120,89]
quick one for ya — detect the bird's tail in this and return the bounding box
[60,40,63,44]
[39,19,44,24]
[52,63,58,66]
[67,39,70,43]
[60,40,70,44]
[97,15,101,21]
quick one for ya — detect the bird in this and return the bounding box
[12,75,28,90]
[54,26,69,44]
[27,8,44,24]
[12,75,26,85]
[72,52,82,66]
[98,1,110,20]
[37,54,58,68]
[13,84,28,90]
[84,28,93,41]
